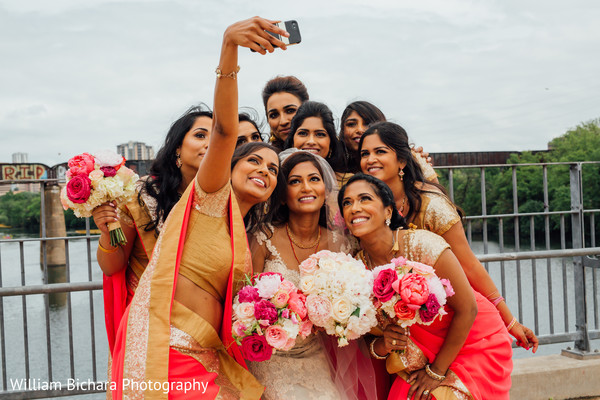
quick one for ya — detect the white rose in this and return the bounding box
[282,318,300,339]
[331,296,354,322]
[300,275,315,294]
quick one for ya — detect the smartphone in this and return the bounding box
[252,20,301,51]
[267,20,301,46]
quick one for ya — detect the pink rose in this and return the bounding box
[234,302,255,321]
[288,291,308,320]
[407,261,435,277]
[279,279,297,294]
[440,279,455,297]
[306,295,333,327]
[394,300,416,321]
[241,334,272,362]
[264,325,290,350]
[100,166,117,177]
[419,294,442,323]
[238,285,260,303]
[391,256,408,268]
[66,175,92,203]
[299,319,313,338]
[232,320,247,337]
[254,300,278,325]
[394,273,429,310]
[270,290,290,308]
[282,337,296,351]
[299,257,318,275]
[67,153,95,176]
[373,268,398,302]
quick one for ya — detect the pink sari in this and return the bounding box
[388,291,513,400]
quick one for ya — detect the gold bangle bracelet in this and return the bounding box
[369,338,388,360]
[425,364,446,381]
[506,317,518,331]
[98,242,119,253]
[215,65,240,80]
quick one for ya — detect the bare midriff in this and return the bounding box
[174,274,224,332]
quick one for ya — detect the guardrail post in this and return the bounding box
[563,163,592,357]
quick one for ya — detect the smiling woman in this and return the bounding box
[262,75,309,150]
[246,149,377,400]
[283,101,346,182]
[110,16,288,400]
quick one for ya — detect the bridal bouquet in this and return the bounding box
[299,250,377,347]
[60,150,139,246]
[372,256,454,328]
[232,272,313,362]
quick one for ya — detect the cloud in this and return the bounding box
[1,0,599,165]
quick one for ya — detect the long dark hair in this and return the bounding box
[338,173,406,231]
[238,108,265,143]
[231,142,285,235]
[359,121,456,222]
[272,152,329,229]
[283,101,346,172]
[141,105,213,233]
[339,101,386,173]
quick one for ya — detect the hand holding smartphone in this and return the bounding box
[251,20,301,52]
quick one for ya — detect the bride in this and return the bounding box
[248,149,376,400]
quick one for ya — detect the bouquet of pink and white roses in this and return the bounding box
[372,256,454,328]
[299,250,377,347]
[60,150,139,246]
[232,272,313,362]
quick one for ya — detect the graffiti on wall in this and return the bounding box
[0,164,48,180]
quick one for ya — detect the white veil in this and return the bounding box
[279,148,380,400]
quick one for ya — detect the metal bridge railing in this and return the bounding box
[0,161,599,398]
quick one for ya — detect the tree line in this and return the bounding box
[437,119,600,246]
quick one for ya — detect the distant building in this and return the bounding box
[117,141,155,161]
[12,152,28,163]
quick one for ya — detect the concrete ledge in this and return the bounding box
[511,354,600,399]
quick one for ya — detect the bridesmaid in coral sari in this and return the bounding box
[339,174,512,400]
[110,17,290,400]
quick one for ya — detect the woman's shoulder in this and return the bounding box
[403,228,450,266]
[251,223,276,245]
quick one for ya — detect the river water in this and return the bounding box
[0,229,598,399]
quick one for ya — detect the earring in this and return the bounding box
[327,148,332,158]
[175,153,182,168]
[263,201,269,214]
[398,168,404,181]
[385,218,391,227]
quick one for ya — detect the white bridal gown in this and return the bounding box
[248,226,343,400]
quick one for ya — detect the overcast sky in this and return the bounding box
[1,0,599,166]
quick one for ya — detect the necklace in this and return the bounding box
[360,228,401,269]
[286,223,321,249]
[286,224,321,264]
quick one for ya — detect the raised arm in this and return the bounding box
[197,17,288,193]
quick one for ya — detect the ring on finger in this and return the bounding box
[392,339,397,346]
[423,389,430,396]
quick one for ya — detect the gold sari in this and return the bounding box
[111,181,263,399]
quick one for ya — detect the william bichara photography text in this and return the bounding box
[10,378,210,394]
